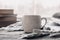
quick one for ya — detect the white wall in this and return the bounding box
[35,0,60,17]
[0,0,60,17]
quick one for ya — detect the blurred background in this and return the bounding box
[0,0,60,17]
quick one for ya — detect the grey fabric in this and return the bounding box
[53,13,60,18]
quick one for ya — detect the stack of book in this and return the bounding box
[0,9,17,27]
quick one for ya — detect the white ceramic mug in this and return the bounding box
[22,15,47,33]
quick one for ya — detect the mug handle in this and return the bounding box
[41,17,47,30]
